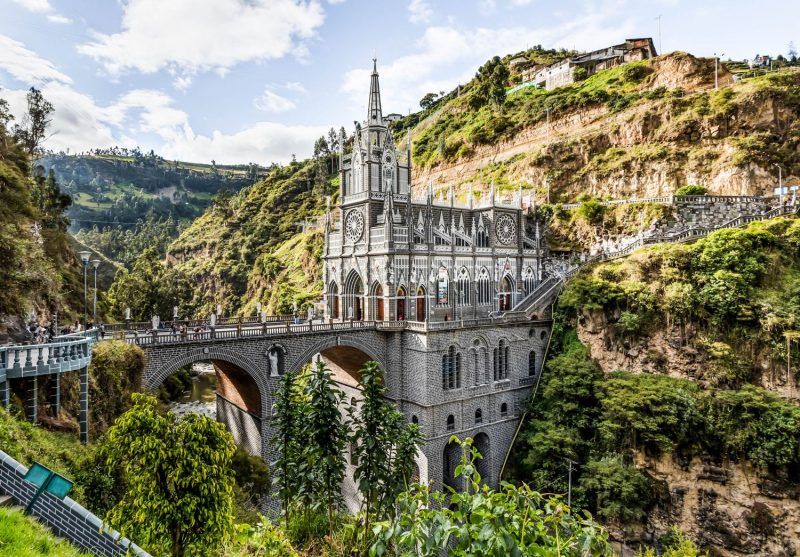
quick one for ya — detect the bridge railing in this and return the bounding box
[103,314,295,333]
[1,334,94,380]
[125,319,382,346]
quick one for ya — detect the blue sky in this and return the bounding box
[1,0,798,164]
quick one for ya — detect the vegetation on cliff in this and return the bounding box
[0,89,82,321]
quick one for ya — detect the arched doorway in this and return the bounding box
[499,275,513,311]
[396,287,406,321]
[154,355,264,457]
[473,432,490,484]
[371,283,384,321]
[443,438,462,490]
[344,271,364,321]
[416,286,427,322]
[328,281,339,319]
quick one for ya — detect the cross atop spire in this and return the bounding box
[367,58,383,125]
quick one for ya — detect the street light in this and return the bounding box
[91,260,100,326]
[78,251,91,330]
[714,52,725,90]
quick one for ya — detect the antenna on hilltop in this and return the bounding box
[656,15,662,54]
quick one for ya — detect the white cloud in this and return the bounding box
[11,0,71,23]
[408,0,433,24]
[46,14,72,24]
[254,88,296,113]
[0,34,72,84]
[78,0,326,83]
[11,0,52,13]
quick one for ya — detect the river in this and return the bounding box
[168,362,217,419]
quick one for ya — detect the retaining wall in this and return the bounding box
[0,449,150,557]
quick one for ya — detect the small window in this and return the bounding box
[500,402,508,417]
[540,330,548,341]
[528,351,537,377]
[475,408,483,424]
[411,415,419,424]
[446,414,455,431]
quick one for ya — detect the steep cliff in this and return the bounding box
[408,53,800,202]
[513,216,800,556]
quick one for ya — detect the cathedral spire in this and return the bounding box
[367,58,383,125]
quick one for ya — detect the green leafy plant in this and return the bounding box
[103,393,236,557]
[371,436,613,557]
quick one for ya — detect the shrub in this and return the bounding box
[579,455,653,525]
[675,185,708,195]
[573,66,589,81]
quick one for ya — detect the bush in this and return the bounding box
[573,66,589,81]
[675,185,708,195]
[579,455,653,525]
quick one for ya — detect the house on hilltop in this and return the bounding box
[525,38,657,90]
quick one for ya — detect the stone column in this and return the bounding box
[79,366,89,444]
[50,375,61,417]
[25,376,38,423]
[0,379,8,409]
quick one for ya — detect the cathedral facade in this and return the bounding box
[322,61,550,488]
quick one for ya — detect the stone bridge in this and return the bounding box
[134,321,394,460]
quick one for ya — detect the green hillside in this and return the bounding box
[0,507,90,557]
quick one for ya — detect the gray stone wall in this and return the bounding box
[0,449,150,557]
[216,394,262,456]
[653,196,769,236]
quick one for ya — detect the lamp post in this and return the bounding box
[78,251,91,330]
[91,260,100,326]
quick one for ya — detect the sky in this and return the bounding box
[0,0,798,165]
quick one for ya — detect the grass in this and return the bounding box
[0,409,87,502]
[0,507,91,557]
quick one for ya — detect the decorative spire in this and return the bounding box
[467,188,474,209]
[367,58,383,125]
[490,179,496,206]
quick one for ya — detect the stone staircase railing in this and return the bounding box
[510,203,798,317]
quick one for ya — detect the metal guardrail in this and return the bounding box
[559,194,764,210]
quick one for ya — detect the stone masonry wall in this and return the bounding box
[0,449,150,557]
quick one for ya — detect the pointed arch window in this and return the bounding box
[528,350,537,377]
[456,268,470,307]
[474,408,483,424]
[446,414,455,431]
[476,267,491,305]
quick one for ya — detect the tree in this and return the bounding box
[304,360,347,535]
[371,436,613,557]
[419,92,439,110]
[13,87,54,160]
[103,394,236,557]
[469,56,510,110]
[348,361,421,546]
[789,41,798,64]
[272,369,306,525]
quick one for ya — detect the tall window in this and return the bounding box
[476,267,491,305]
[475,408,483,424]
[493,339,509,381]
[446,414,455,431]
[476,224,489,247]
[442,345,461,390]
[456,268,470,307]
[528,350,537,377]
[500,402,508,418]
[523,266,536,294]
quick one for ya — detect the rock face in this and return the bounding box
[577,315,800,556]
[411,55,799,203]
[0,315,32,345]
[637,453,800,557]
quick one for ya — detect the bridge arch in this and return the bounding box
[145,347,269,456]
[287,334,386,384]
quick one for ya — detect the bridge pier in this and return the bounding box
[24,377,37,424]
[79,366,89,444]
[49,376,61,417]
[0,379,8,409]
